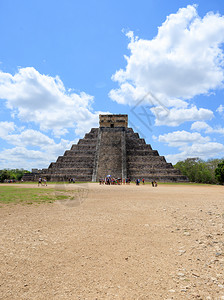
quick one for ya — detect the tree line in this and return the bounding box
[0,169,30,183]
[174,158,224,184]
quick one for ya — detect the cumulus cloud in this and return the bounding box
[153,106,213,126]
[158,129,224,163]
[190,121,210,131]
[109,5,224,126]
[166,142,224,164]
[158,130,210,147]
[191,121,224,134]
[0,127,75,170]
[0,67,111,169]
[0,147,50,170]
[216,104,224,114]
[0,140,74,170]
[4,129,55,147]
[0,67,101,137]
[0,121,16,139]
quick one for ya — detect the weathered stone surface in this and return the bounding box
[23,114,188,182]
[100,114,128,128]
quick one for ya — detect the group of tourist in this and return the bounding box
[99,177,123,185]
[99,177,158,186]
[135,179,158,186]
[38,177,47,186]
[151,181,158,187]
[135,178,145,185]
[4,179,17,183]
[68,178,75,183]
[99,177,132,185]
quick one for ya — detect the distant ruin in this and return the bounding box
[24,114,188,182]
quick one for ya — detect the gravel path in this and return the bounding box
[0,183,224,299]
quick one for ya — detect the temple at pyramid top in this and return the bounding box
[23,114,188,182]
[99,114,128,128]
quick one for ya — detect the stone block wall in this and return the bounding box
[99,114,128,128]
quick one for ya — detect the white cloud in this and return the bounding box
[166,142,224,164]
[0,121,15,138]
[0,140,74,171]
[216,104,224,114]
[0,128,75,170]
[158,129,224,164]
[0,147,49,170]
[0,67,111,169]
[152,106,213,126]
[4,129,55,147]
[158,130,210,147]
[0,67,101,137]
[191,121,224,135]
[109,5,224,125]
[190,121,210,131]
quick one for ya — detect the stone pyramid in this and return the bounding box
[39,114,188,182]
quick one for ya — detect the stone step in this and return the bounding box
[127,156,165,163]
[129,175,188,182]
[126,132,140,138]
[71,144,96,151]
[50,161,94,168]
[126,144,153,151]
[127,149,159,156]
[46,168,93,175]
[64,150,96,156]
[58,152,95,159]
[84,132,98,139]
[128,162,173,169]
[57,156,95,162]
[46,174,92,181]
[127,168,181,175]
[126,140,146,147]
[78,139,98,145]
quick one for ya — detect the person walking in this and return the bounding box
[38,177,42,186]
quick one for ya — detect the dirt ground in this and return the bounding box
[0,183,224,300]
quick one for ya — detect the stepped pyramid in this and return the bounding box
[39,114,188,182]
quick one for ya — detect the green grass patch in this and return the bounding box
[15,181,91,185]
[0,186,70,205]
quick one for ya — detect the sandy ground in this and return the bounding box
[0,183,224,300]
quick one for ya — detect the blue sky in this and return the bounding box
[0,0,224,170]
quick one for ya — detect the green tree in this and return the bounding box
[174,158,223,184]
[0,170,10,183]
[0,169,30,182]
[215,160,224,184]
